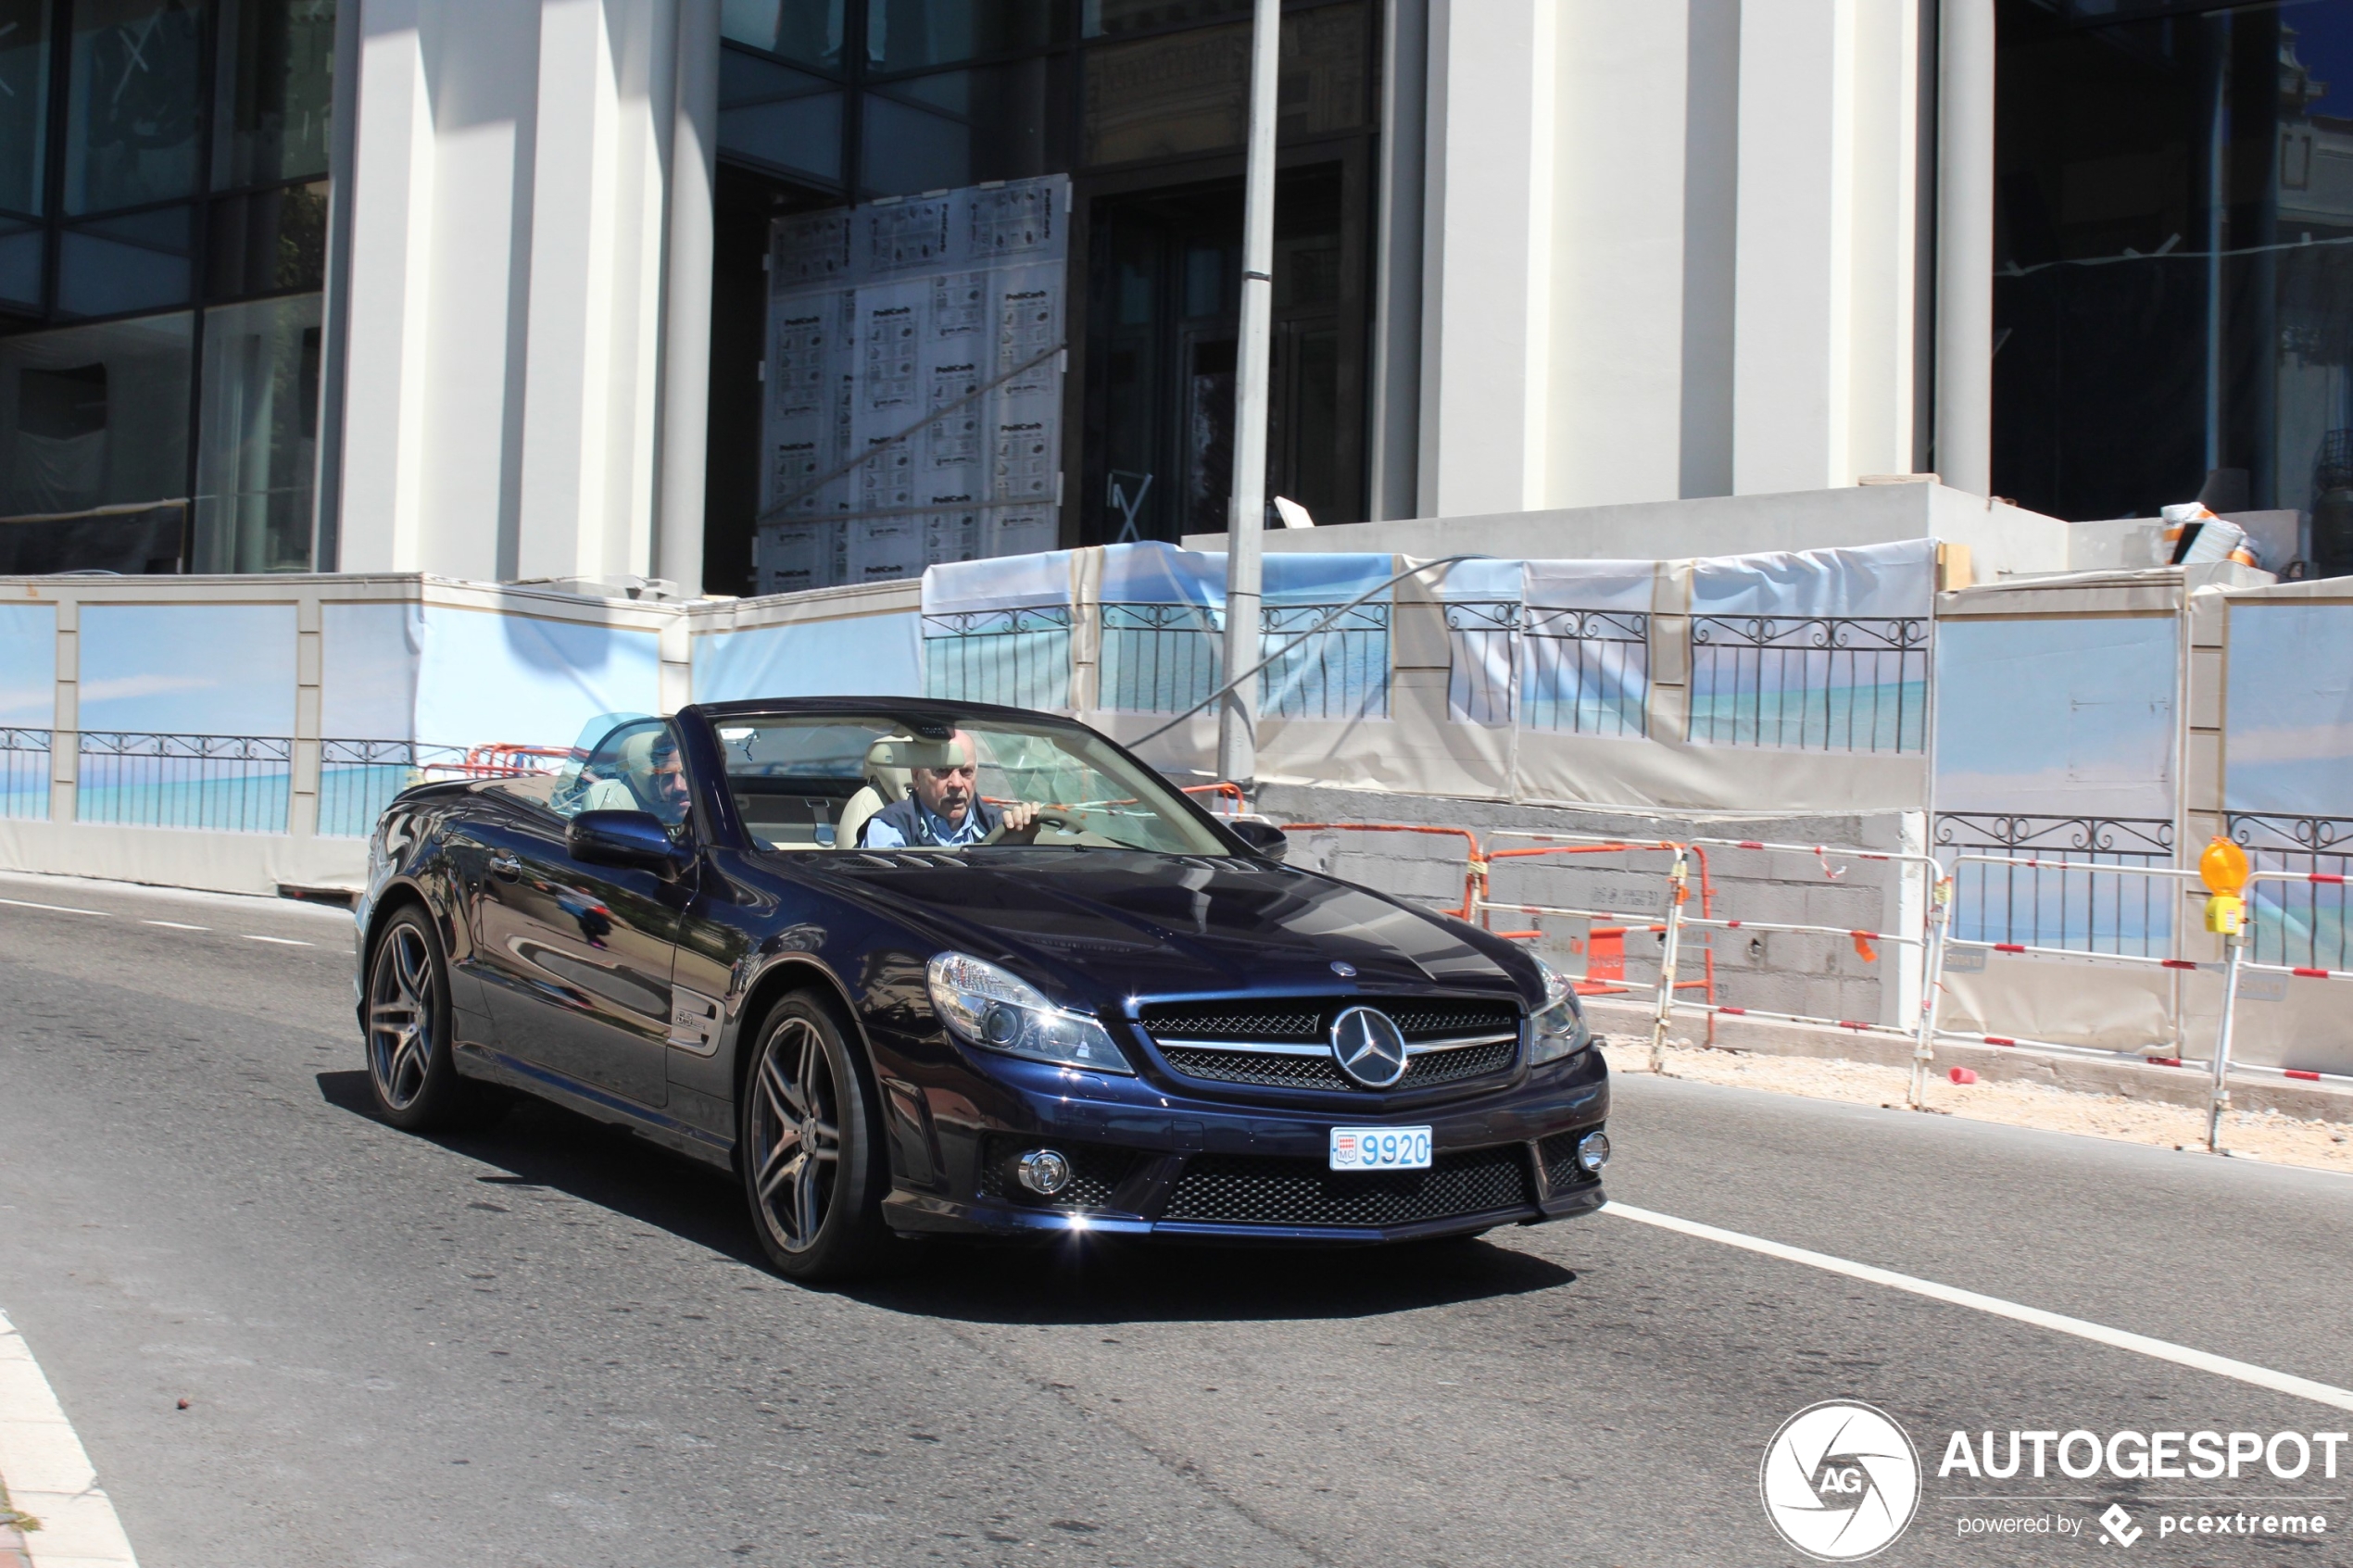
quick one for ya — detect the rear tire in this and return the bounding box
[363,908,482,1131]
[740,994,894,1282]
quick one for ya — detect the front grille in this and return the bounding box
[1140,997,1519,1044]
[976,1137,1139,1210]
[1159,1035,1520,1091]
[1139,1003,1322,1040]
[1141,996,1522,1093]
[1161,1046,1352,1089]
[1538,1128,1602,1194]
[1161,1147,1534,1227]
[1403,1035,1517,1085]
[1387,1001,1519,1037]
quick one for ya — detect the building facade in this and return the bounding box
[2,0,2347,595]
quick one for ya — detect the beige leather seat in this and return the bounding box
[575,728,661,815]
[838,734,963,847]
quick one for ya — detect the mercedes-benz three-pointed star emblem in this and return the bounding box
[1328,1005,1408,1088]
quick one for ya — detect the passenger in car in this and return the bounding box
[859,730,1039,848]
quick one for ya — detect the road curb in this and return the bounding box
[1583,998,2353,1123]
[0,1311,140,1568]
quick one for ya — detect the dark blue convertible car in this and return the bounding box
[354,698,1611,1279]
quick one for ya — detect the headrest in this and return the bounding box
[865,734,971,771]
[617,729,660,771]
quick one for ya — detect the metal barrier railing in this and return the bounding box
[1249,809,2339,1148]
[1473,834,1718,1054]
[2203,867,2353,1148]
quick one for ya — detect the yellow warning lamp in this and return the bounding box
[2200,836,2250,937]
[2199,836,2250,895]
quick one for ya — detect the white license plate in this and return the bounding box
[1329,1125,1432,1171]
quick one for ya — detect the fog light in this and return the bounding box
[1577,1131,1611,1173]
[1015,1148,1073,1196]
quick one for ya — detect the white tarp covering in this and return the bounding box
[1934,615,2177,822]
[1690,536,1936,618]
[411,608,661,751]
[0,602,55,727]
[922,549,1074,615]
[693,613,923,703]
[321,602,423,743]
[79,604,296,735]
[1512,558,1657,736]
[1688,539,1933,753]
[2223,600,2353,818]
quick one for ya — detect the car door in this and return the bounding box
[469,719,688,1107]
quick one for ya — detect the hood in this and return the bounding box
[811,848,1534,1008]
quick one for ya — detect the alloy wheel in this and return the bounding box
[368,922,435,1112]
[749,1017,842,1253]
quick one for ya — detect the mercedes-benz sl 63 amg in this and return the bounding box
[353,699,1611,1280]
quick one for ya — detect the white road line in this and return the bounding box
[238,935,310,947]
[0,897,109,919]
[0,1307,141,1567]
[140,920,207,932]
[1604,1201,2353,1415]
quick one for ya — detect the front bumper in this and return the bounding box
[878,1047,1610,1245]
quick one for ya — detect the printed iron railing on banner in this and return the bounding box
[1471,833,1719,1049]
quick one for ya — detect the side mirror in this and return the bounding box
[568,809,682,875]
[1228,818,1289,861]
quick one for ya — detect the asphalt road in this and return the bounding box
[3,872,2352,1568]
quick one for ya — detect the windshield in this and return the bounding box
[706,713,1230,858]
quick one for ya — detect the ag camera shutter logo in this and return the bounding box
[1760,1400,1922,1561]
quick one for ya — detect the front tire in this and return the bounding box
[363,907,479,1130]
[740,995,893,1281]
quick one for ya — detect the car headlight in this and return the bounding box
[1528,955,1592,1065]
[925,952,1132,1074]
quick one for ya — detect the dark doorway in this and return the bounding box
[1080,161,1361,546]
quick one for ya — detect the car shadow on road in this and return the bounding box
[852,1235,1579,1325]
[317,1069,1581,1324]
[315,1069,767,1267]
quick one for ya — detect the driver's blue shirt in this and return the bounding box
[860,795,999,848]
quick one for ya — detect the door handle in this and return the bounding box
[488,852,522,880]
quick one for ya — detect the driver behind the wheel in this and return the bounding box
[859,731,1038,848]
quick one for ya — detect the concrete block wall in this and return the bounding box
[1256,784,1921,1029]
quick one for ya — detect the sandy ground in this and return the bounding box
[1603,1039,2353,1177]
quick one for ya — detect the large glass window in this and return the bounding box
[64,0,205,216]
[193,292,317,571]
[703,0,1380,589]
[4,0,333,572]
[0,0,50,219]
[1994,0,2353,578]
[861,55,1068,195]
[0,313,192,518]
[213,0,333,188]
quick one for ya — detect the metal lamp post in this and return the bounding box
[1217,0,1280,790]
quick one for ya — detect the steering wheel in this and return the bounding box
[979,807,1088,846]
